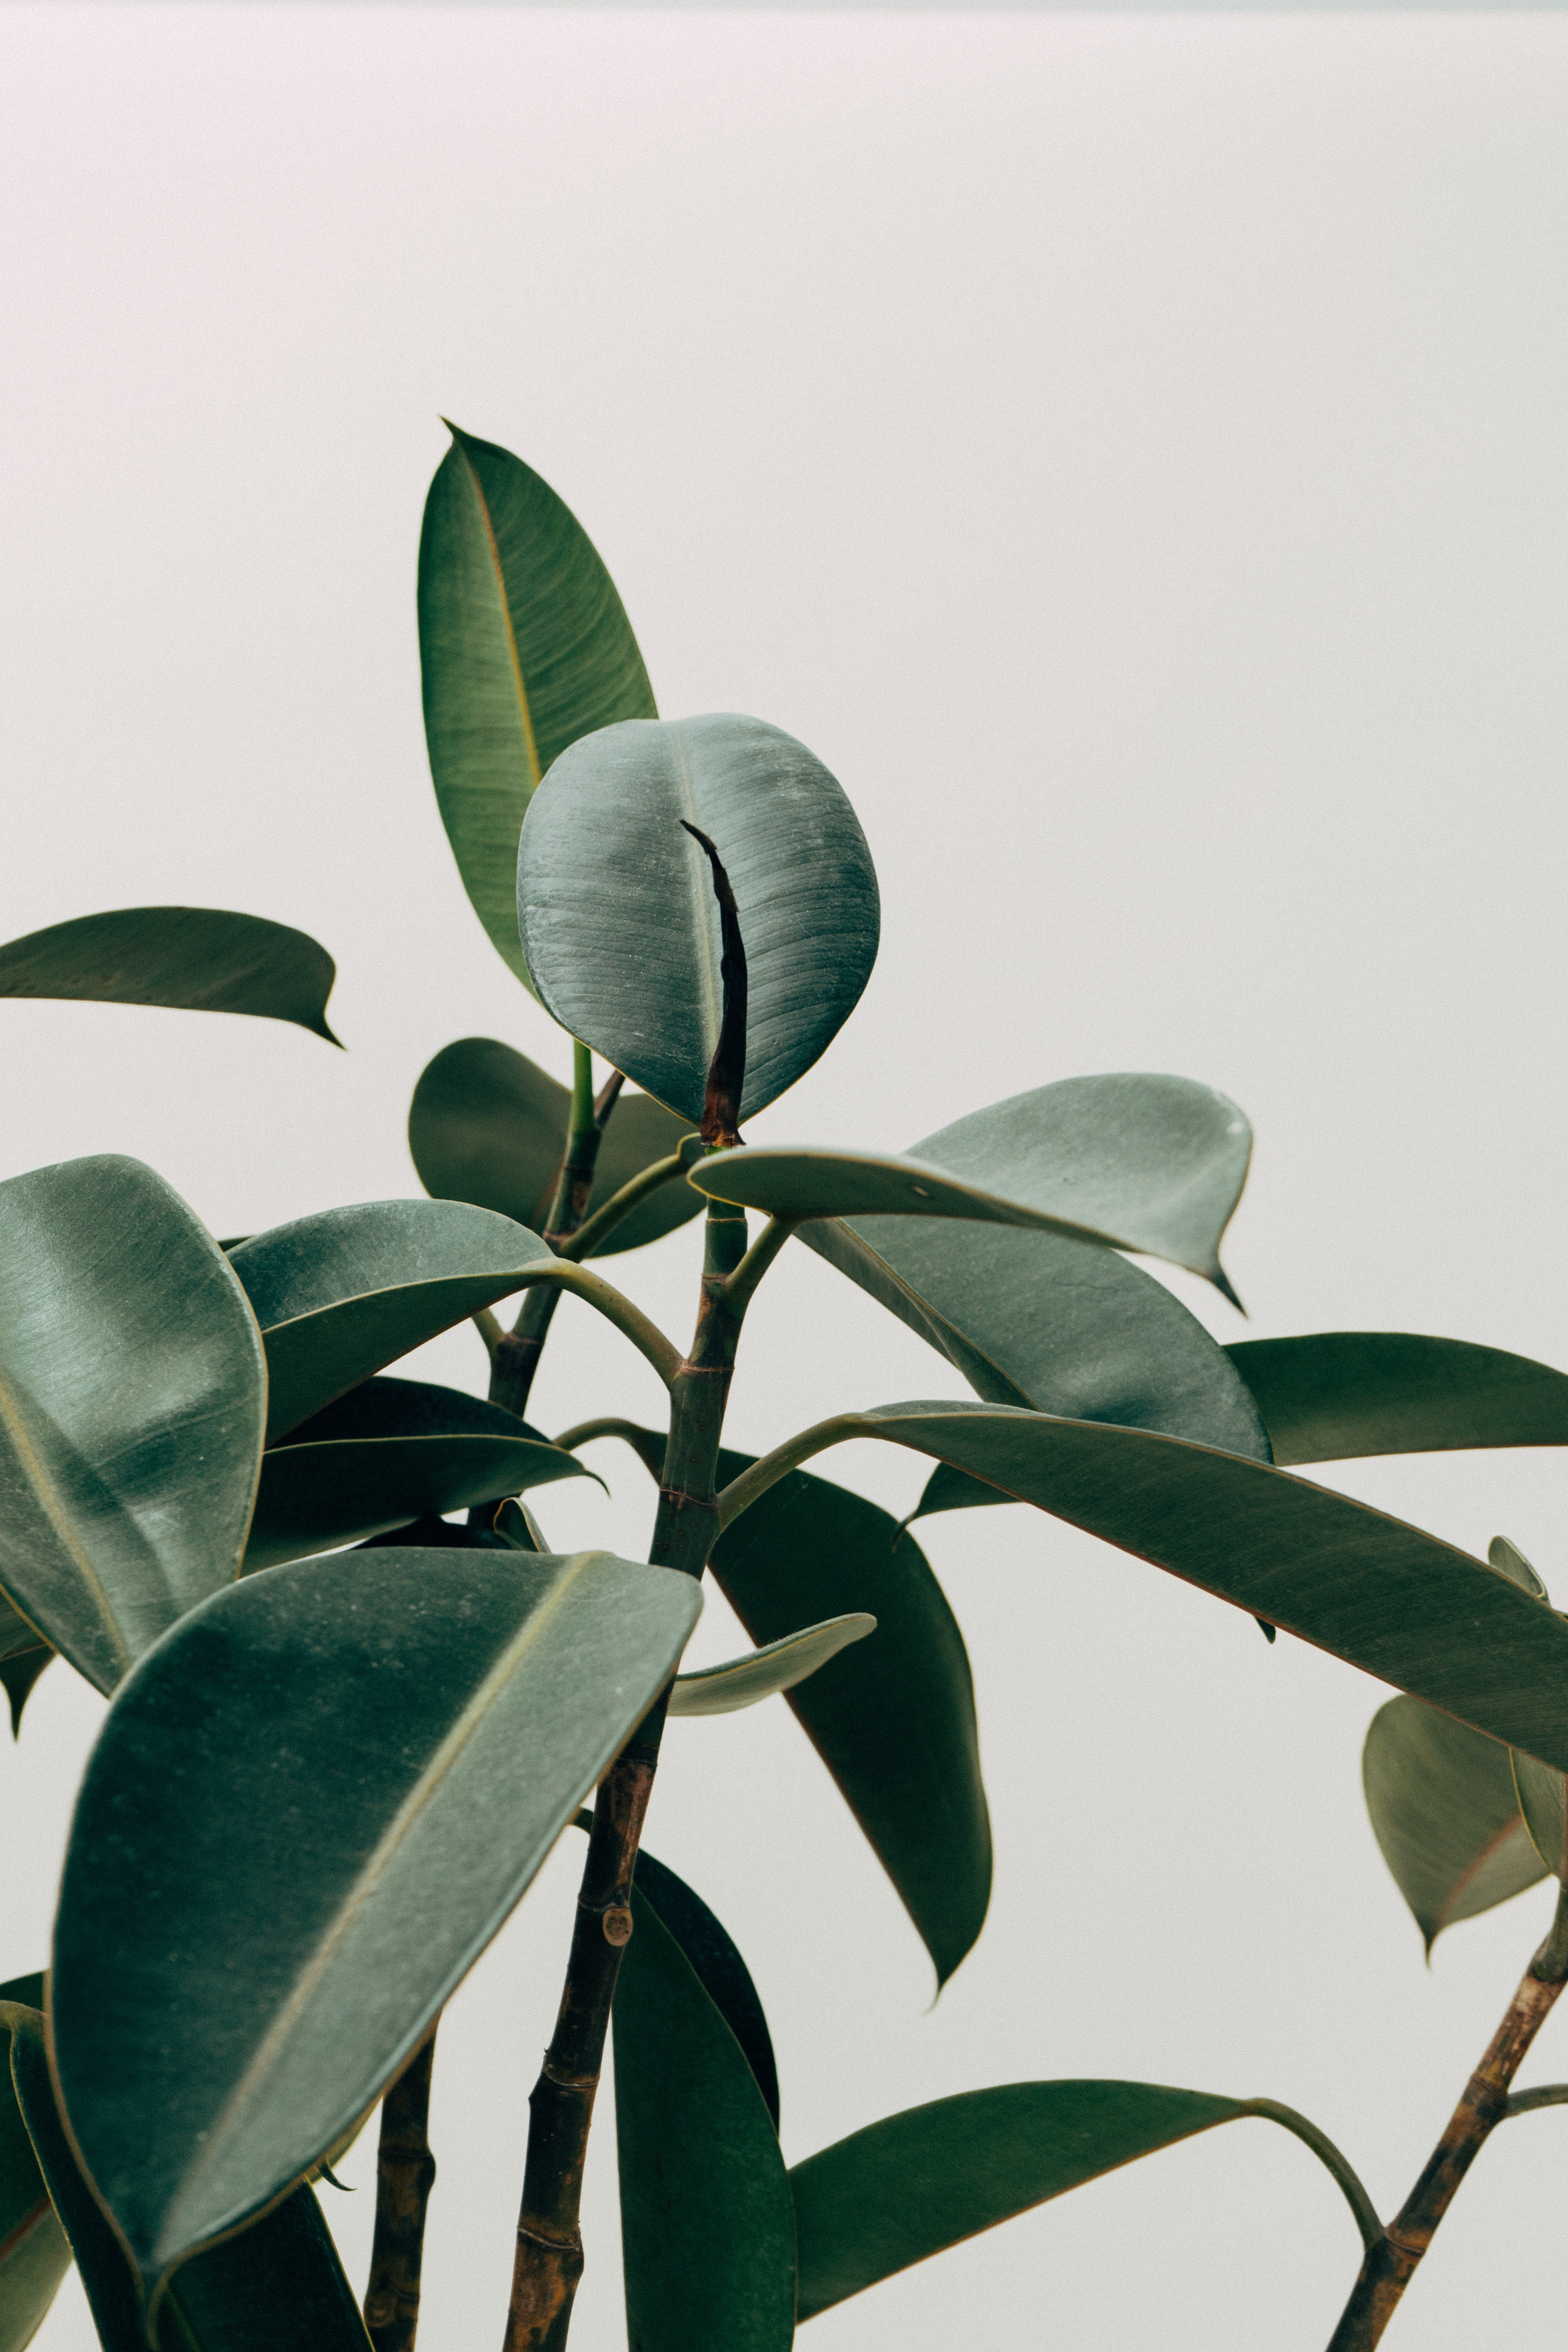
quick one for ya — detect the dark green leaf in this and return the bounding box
[630,1849,780,2130]
[613,1887,794,2352]
[275,1374,548,1448]
[245,1434,595,1570]
[711,1459,989,1987]
[8,2005,368,2350]
[517,715,879,1125]
[418,425,655,990]
[742,1402,1568,1772]
[51,1545,701,2293]
[0,908,339,1044]
[0,1156,266,1693]
[1363,1697,1546,1951]
[1227,1333,1568,1465]
[1513,1754,1568,1882]
[229,1200,557,1440]
[408,1038,701,1255]
[668,1613,875,1717]
[0,1650,51,1739]
[704,1074,1250,1296]
[0,1990,70,2352]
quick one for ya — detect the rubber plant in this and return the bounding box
[2,423,1568,2352]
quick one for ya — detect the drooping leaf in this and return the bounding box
[735,1402,1568,1771]
[275,1374,548,1449]
[668,1613,875,1717]
[0,1650,51,1739]
[0,1157,266,1693]
[630,1849,780,2129]
[408,1038,701,1254]
[418,425,656,990]
[1363,1697,1547,1951]
[8,2005,369,2350]
[1490,1534,1548,1599]
[1513,1753,1568,1882]
[790,2081,1367,2320]
[51,1545,701,2295]
[711,1456,989,1988]
[0,1988,70,2352]
[0,908,339,1044]
[702,1073,1250,1296]
[228,1200,558,1440]
[1227,1334,1568,1465]
[612,1887,794,2352]
[245,1434,595,1570]
[517,714,879,1125]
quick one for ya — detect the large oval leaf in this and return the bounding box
[0,1985,70,2352]
[245,1435,595,1570]
[628,1848,780,2130]
[517,714,880,1124]
[701,1074,1249,1296]
[613,1886,794,2352]
[408,1037,701,1255]
[729,1402,1568,1771]
[1363,1697,1547,1952]
[51,1545,701,2294]
[228,1200,558,1440]
[0,908,339,1043]
[1228,1333,1568,1465]
[418,425,656,989]
[668,1613,875,1717]
[0,1157,266,1693]
[8,2004,368,2350]
[710,1454,989,1988]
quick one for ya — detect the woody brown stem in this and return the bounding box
[1326,1884,1568,2349]
[363,2025,440,2352]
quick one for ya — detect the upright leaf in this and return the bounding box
[711,1457,989,1987]
[0,909,339,1043]
[408,1038,701,1254]
[51,1545,701,2296]
[613,1887,794,2352]
[0,1157,266,1693]
[630,1849,780,2129]
[1363,1697,1546,1951]
[517,714,880,1123]
[418,425,655,988]
[1228,1333,1568,1465]
[0,1987,70,2352]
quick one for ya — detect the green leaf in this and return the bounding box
[408,1038,702,1255]
[1490,1534,1548,1599]
[668,1613,875,1717]
[0,908,339,1044]
[0,1649,51,1739]
[1227,1334,1568,1465]
[51,1544,701,2294]
[702,1073,1250,1296]
[711,1457,989,1988]
[0,1156,267,1694]
[612,1886,794,2352]
[275,1374,548,1448]
[630,1849,780,2129]
[1363,1697,1547,1951]
[1513,1753,1568,1881]
[245,1434,596,1570]
[517,714,880,1125]
[790,2081,1368,2319]
[7,2004,368,2350]
[229,1200,558,1440]
[0,1989,71,2352]
[735,1402,1568,1772]
[418,425,656,990]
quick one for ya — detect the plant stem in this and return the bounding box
[363,2025,440,2352]
[1325,1883,1568,2350]
[557,1146,697,1264]
[488,1061,622,1421]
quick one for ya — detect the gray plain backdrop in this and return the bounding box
[2,6,1566,2346]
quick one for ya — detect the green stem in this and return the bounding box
[570,1041,595,1138]
[486,1063,622,1421]
[714,1411,863,1531]
[551,1419,663,1482]
[557,1147,696,1265]
[724,1215,797,1318]
[1502,2082,1568,2118]
[1237,2100,1380,2255]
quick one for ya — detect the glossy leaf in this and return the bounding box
[1228,1333,1568,1465]
[1490,1534,1548,1600]
[744,1401,1568,1771]
[0,1156,266,1693]
[51,1545,701,2292]
[703,1073,1250,1295]
[669,1613,875,1717]
[8,2005,368,2350]
[418,425,655,989]
[1514,1753,1568,1882]
[613,1887,794,2352]
[711,1455,989,1987]
[275,1374,548,1449]
[790,2081,1360,2319]
[517,714,879,1125]
[1363,1697,1546,1951]
[408,1037,701,1255]
[245,1434,595,1570]
[229,1200,557,1440]
[630,1848,780,2129]
[0,1987,70,2352]
[0,908,339,1044]
[0,1650,51,1739]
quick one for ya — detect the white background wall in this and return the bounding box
[2,6,1566,2345]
